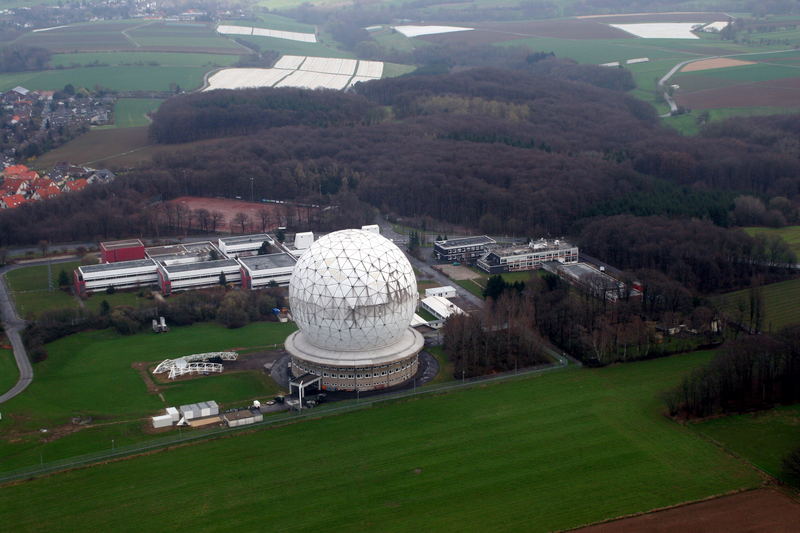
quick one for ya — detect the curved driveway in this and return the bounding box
[0,257,77,403]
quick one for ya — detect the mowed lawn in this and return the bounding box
[5,261,81,317]
[691,404,800,482]
[0,352,761,532]
[714,277,800,331]
[0,322,296,470]
[1,322,296,431]
[113,98,163,128]
[0,348,18,396]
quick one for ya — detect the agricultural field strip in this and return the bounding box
[609,23,703,39]
[216,24,316,43]
[205,55,383,91]
[394,25,475,37]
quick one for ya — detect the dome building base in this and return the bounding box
[286,328,424,392]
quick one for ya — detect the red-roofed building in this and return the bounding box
[30,177,52,190]
[3,164,29,176]
[1,177,28,196]
[1,194,28,208]
[63,178,89,192]
[17,170,38,182]
[32,185,62,201]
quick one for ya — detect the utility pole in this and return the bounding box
[250,176,255,202]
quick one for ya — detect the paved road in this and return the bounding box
[0,256,78,403]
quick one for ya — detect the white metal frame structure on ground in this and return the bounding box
[289,373,322,410]
[153,352,238,380]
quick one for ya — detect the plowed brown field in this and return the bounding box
[573,489,800,533]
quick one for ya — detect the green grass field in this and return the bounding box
[663,106,797,135]
[0,351,761,531]
[5,261,81,318]
[425,345,453,385]
[714,277,800,332]
[0,322,296,469]
[50,51,240,68]
[113,98,163,128]
[744,225,800,256]
[236,34,354,58]
[31,126,152,169]
[0,65,208,92]
[222,14,316,33]
[692,404,800,481]
[0,348,18,396]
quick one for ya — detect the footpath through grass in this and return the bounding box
[0,351,760,531]
[691,404,800,482]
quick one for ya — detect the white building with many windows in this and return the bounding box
[239,253,296,289]
[477,239,578,274]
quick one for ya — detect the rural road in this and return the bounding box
[0,256,78,403]
[658,48,797,118]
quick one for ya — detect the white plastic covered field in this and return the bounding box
[205,68,293,91]
[204,55,384,92]
[216,25,317,43]
[393,25,474,37]
[608,23,702,39]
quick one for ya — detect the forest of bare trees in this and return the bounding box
[664,327,800,418]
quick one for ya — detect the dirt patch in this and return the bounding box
[573,488,800,533]
[676,77,800,109]
[132,361,161,393]
[681,58,756,72]
[433,264,481,280]
[170,196,317,233]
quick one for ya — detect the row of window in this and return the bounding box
[292,360,416,380]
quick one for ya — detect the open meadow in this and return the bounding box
[5,261,81,318]
[0,65,208,92]
[113,98,163,128]
[0,350,762,531]
[691,404,800,482]
[714,277,800,332]
[0,322,296,471]
[744,225,800,256]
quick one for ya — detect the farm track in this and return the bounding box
[658,48,798,116]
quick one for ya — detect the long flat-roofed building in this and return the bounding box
[100,239,145,263]
[158,259,241,295]
[74,258,158,294]
[433,235,495,264]
[239,253,296,289]
[218,234,274,258]
[477,238,578,274]
[146,242,220,265]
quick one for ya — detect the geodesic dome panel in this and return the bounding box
[288,229,417,352]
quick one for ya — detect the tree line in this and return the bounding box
[664,327,800,419]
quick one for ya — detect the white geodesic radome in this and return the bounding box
[288,229,417,352]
